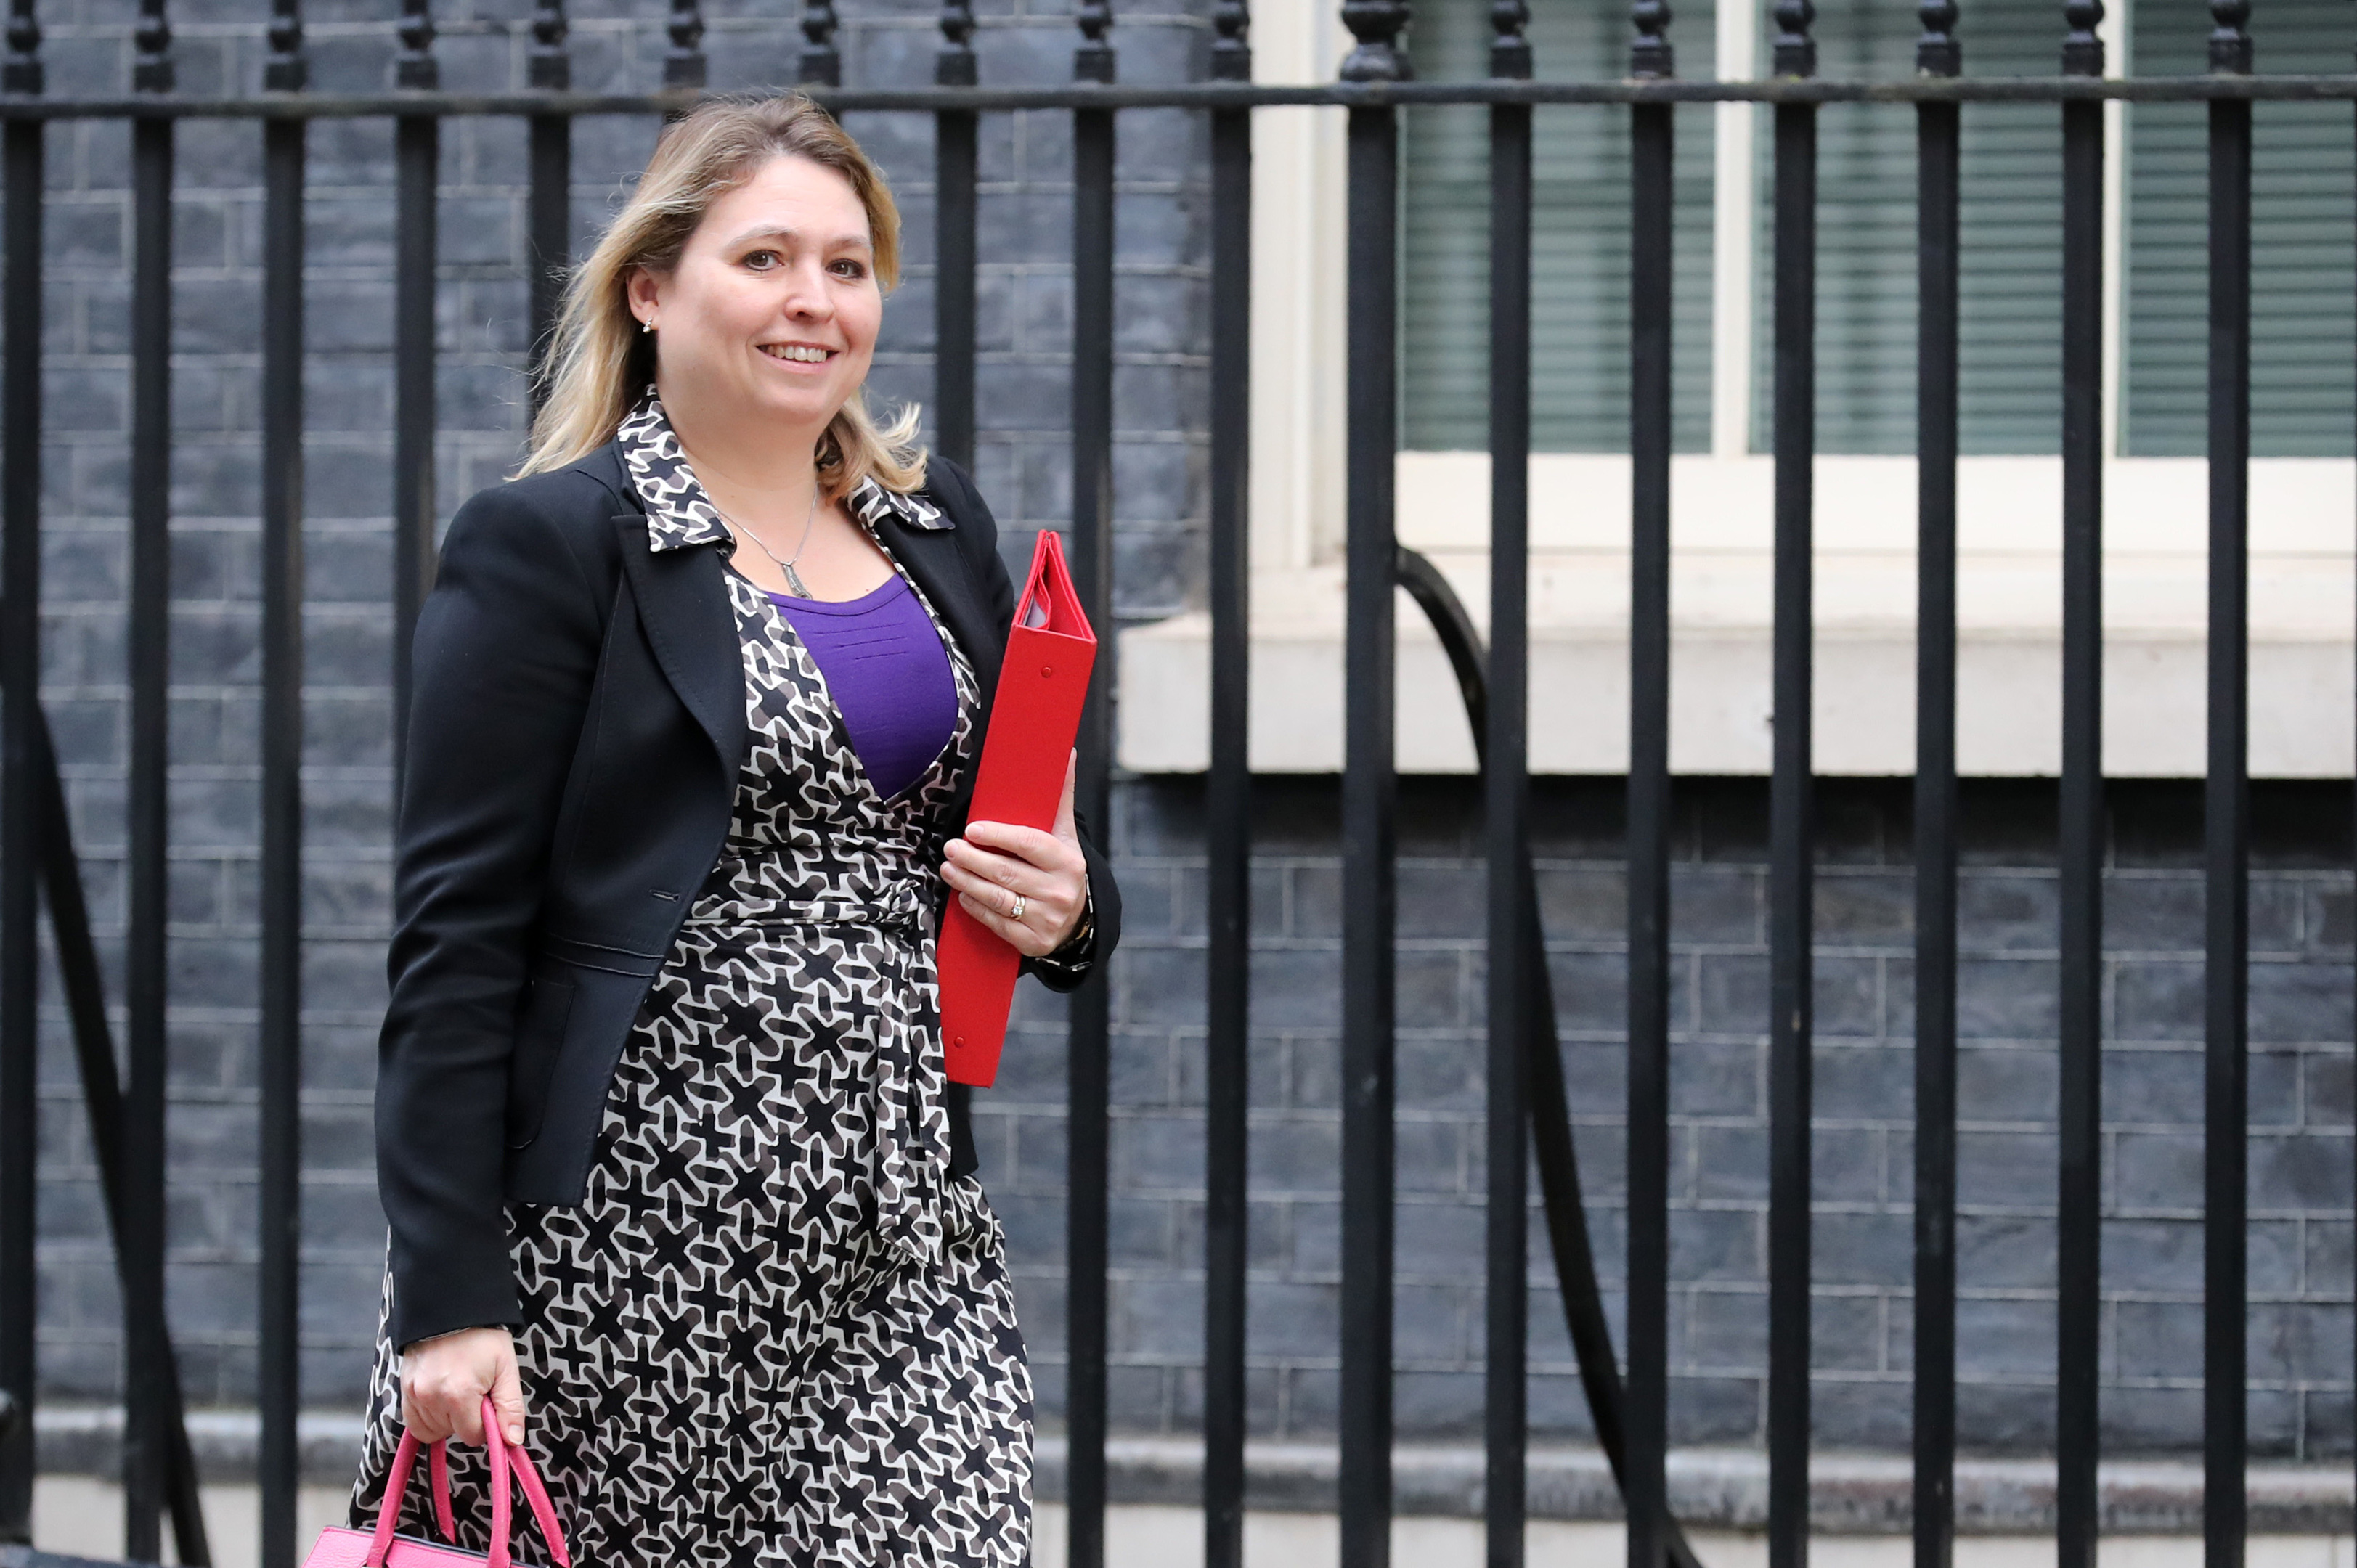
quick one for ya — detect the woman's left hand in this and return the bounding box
[943,754,1088,957]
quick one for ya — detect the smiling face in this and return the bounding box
[628,153,882,446]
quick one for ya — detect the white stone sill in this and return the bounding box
[1118,453,2357,778]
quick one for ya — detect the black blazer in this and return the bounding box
[376,444,1120,1351]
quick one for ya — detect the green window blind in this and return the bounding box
[1401,0,1717,454]
[2122,0,2354,457]
[1751,0,2067,454]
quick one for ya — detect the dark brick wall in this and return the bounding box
[1051,775,2356,1461]
[25,0,1208,1410]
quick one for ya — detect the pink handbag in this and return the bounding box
[305,1398,571,1568]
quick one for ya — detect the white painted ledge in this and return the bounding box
[1118,453,2357,777]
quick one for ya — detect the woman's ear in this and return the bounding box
[624,265,664,329]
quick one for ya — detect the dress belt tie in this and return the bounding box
[684,878,948,1271]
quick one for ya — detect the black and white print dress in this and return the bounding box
[353,398,1033,1568]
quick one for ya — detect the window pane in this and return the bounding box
[1751,0,2064,455]
[2122,0,2355,457]
[1401,0,1717,454]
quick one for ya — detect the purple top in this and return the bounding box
[766,575,958,800]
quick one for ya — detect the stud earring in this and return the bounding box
[641,317,654,334]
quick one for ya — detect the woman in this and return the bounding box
[352,95,1118,1567]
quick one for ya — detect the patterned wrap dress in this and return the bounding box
[354,399,1034,1568]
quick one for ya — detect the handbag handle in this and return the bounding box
[365,1397,572,1568]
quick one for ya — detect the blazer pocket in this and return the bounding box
[504,977,579,1151]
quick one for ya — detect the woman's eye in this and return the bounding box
[744,250,779,270]
[831,259,868,279]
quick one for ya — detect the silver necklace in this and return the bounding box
[717,483,821,598]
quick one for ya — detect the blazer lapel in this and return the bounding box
[612,510,746,774]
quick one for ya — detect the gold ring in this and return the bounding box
[1009,895,1026,921]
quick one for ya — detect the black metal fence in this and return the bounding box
[0,0,2345,1566]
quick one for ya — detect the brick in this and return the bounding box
[1957,872,2059,952]
[2115,1130,2205,1209]
[1817,1041,1908,1119]
[1815,1209,1910,1287]
[2114,958,2206,1042]
[1671,1207,1761,1283]
[1815,871,1911,943]
[1666,1373,1762,1445]
[1535,865,1626,942]
[1814,1379,1913,1448]
[2252,1132,2354,1209]
[1812,1127,1886,1203]
[1672,1039,1760,1117]
[2251,960,2354,1043]
[2114,1299,2202,1381]
[1956,1043,2057,1122]
[1955,957,2060,1040]
[1959,1137,2058,1211]
[2105,1045,2202,1125]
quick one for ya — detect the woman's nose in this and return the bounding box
[781,258,836,319]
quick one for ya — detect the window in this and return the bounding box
[2123,0,2354,456]
[1396,0,2357,460]
[1401,0,1718,453]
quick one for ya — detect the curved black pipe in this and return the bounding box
[1395,547,1704,1568]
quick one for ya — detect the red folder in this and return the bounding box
[938,528,1098,1087]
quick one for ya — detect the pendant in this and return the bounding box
[782,563,812,597]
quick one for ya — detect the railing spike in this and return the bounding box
[1628,0,1669,81]
[131,0,170,94]
[1339,0,1409,82]
[1210,0,1249,82]
[394,0,436,90]
[528,0,568,92]
[1075,0,1115,86]
[1491,0,1530,81]
[933,0,969,87]
[2209,0,2252,73]
[665,0,705,89]
[1770,0,1814,78]
[263,0,305,91]
[2061,0,2102,76]
[1918,0,1959,77]
[3,0,38,94]
[800,0,839,86]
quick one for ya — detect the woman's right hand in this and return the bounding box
[400,1327,526,1447]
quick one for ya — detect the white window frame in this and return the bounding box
[1113,0,2356,781]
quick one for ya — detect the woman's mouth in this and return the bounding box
[761,343,836,364]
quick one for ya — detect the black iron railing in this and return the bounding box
[0,0,2342,1566]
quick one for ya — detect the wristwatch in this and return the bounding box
[1031,886,1096,981]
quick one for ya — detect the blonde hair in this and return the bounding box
[521,94,926,495]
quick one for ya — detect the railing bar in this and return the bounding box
[1337,4,1407,1556]
[21,699,208,1561]
[1201,9,1252,1562]
[933,110,976,470]
[15,76,2357,118]
[526,114,568,410]
[123,97,174,1568]
[1764,118,1817,1568]
[1624,17,1674,1564]
[932,0,975,470]
[2055,5,2106,1561]
[1483,16,1533,1556]
[258,101,306,1568]
[392,110,436,785]
[0,98,40,1554]
[1066,22,1116,1559]
[1765,6,1819,1564]
[2202,22,2252,1567]
[1911,11,1961,1563]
